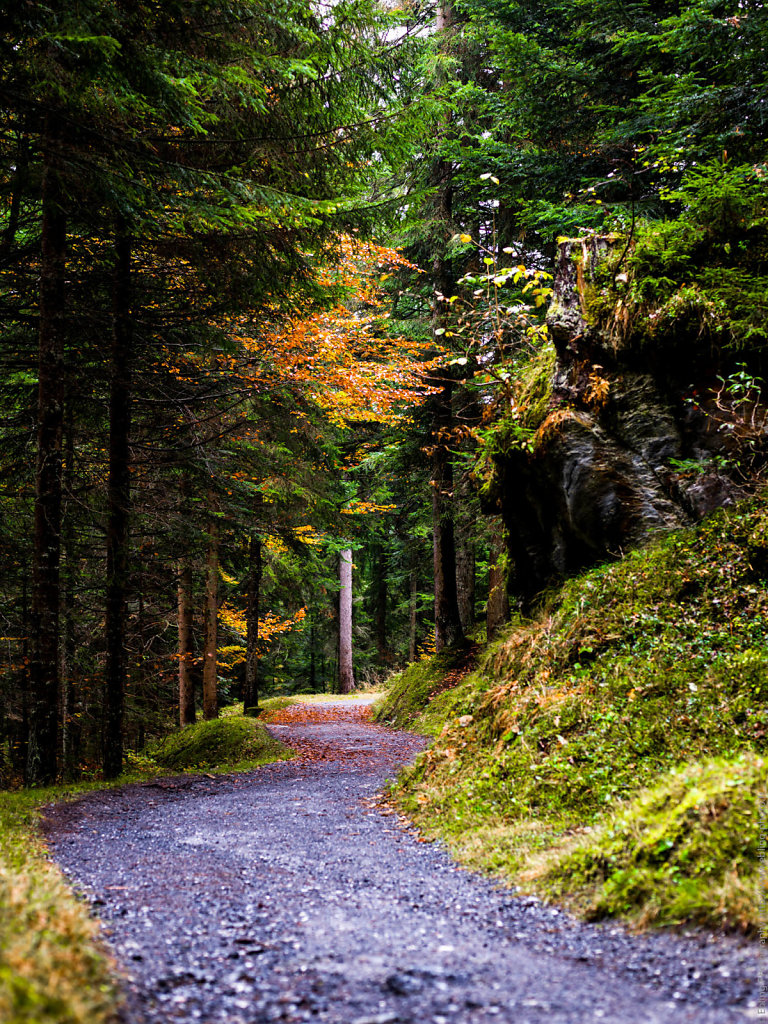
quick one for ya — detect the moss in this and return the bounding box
[580,165,768,353]
[534,753,766,934]
[387,491,768,931]
[373,651,484,735]
[517,342,557,430]
[148,716,290,772]
[473,341,558,505]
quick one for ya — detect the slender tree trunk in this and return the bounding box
[456,536,475,636]
[309,621,316,691]
[338,548,354,693]
[16,576,30,775]
[373,541,389,664]
[27,142,67,786]
[455,477,476,635]
[2,134,28,253]
[61,545,79,778]
[486,519,510,642]
[136,544,146,752]
[430,295,465,653]
[243,534,262,716]
[428,0,463,655]
[431,381,464,652]
[408,570,419,662]
[103,228,132,779]
[60,406,79,778]
[178,558,195,726]
[202,512,220,720]
[432,467,464,651]
[61,574,78,776]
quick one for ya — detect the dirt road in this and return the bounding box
[45,698,760,1023]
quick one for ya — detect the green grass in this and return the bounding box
[147,715,291,772]
[387,493,768,933]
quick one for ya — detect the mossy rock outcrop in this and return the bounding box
[487,236,755,603]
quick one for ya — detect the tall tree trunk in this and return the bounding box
[309,621,316,691]
[1,133,28,253]
[456,533,475,636]
[408,569,419,662]
[455,475,476,635]
[16,576,30,776]
[243,534,262,716]
[136,542,147,752]
[61,406,80,779]
[178,558,195,726]
[338,548,354,693]
[27,141,67,786]
[432,383,464,652]
[429,0,463,655]
[103,227,132,779]
[202,512,220,720]
[373,541,389,664]
[486,518,510,642]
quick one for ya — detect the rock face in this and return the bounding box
[489,238,753,604]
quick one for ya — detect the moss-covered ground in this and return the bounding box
[373,647,483,735]
[532,753,766,934]
[147,715,290,772]
[0,710,292,1022]
[380,493,768,934]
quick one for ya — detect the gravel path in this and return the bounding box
[45,699,761,1023]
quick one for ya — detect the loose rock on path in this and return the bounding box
[45,697,761,1023]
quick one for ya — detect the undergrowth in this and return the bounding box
[374,650,485,735]
[0,786,121,1024]
[387,493,768,933]
[531,753,766,934]
[585,160,768,353]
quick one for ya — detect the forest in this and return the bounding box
[1,0,767,794]
[4,2,768,1020]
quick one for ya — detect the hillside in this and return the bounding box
[375,493,768,933]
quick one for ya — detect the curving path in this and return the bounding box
[45,698,760,1023]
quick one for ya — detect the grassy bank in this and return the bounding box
[0,785,120,1024]
[377,494,768,933]
[1,711,292,1022]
